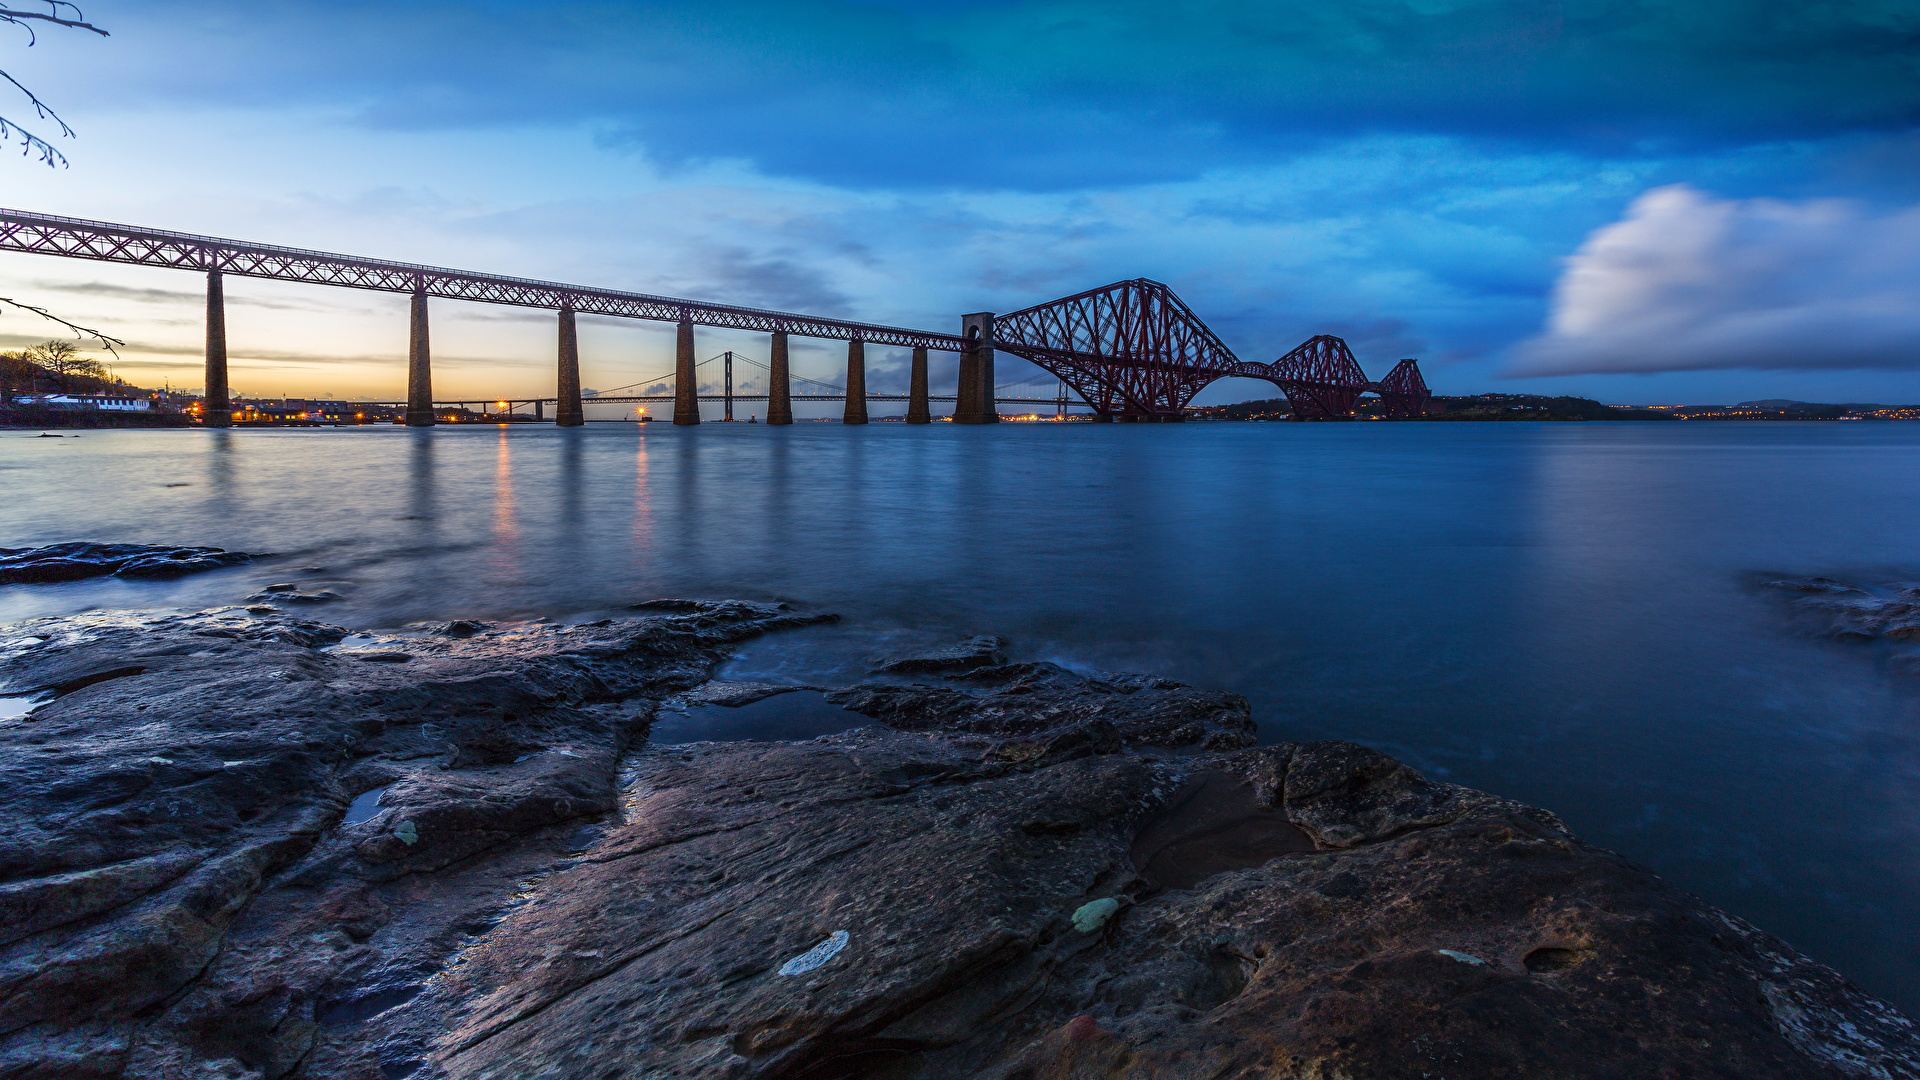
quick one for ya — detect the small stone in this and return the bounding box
[1072,897,1121,933]
[778,930,849,976]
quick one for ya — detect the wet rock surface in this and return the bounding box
[870,634,1006,674]
[0,542,252,584]
[1763,576,1920,673]
[1,615,1916,1079]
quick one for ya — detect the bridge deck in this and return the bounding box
[0,208,966,352]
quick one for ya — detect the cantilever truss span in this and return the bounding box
[0,208,965,352]
[992,278,1430,419]
[993,278,1241,419]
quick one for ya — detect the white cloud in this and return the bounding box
[1510,185,1920,376]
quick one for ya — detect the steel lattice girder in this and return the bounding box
[994,279,1242,415]
[1260,335,1371,419]
[995,281,1432,420]
[1374,358,1432,417]
[0,208,965,351]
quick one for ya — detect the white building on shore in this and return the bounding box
[14,394,152,412]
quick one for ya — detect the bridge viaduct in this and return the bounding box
[0,209,1429,427]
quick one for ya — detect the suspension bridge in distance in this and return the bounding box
[0,209,1430,426]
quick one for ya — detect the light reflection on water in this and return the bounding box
[3,421,1920,1008]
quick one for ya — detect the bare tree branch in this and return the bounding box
[0,63,72,164]
[0,3,108,43]
[0,295,125,354]
[0,3,100,166]
[0,112,67,164]
[0,68,71,132]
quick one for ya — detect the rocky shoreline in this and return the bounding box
[0,543,254,585]
[1,601,1916,1079]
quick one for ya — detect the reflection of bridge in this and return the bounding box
[0,209,1427,427]
[365,394,1094,421]
[364,349,1098,420]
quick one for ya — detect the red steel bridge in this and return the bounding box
[0,209,1428,426]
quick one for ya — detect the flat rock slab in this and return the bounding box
[871,634,1007,674]
[0,604,1915,1079]
[682,681,818,707]
[0,541,251,584]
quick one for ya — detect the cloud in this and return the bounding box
[32,281,202,305]
[30,280,371,313]
[689,247,855,316]
[1509,186,1920,376]
[62,0,1920,190]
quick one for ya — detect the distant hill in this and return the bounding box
[1736,399,1894,410]
[1670,402,1917,419]
[1190,394,1920,421]
[1190,394,1671,420]
[1415,394,1674,420]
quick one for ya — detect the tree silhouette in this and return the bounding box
[1,2,107,166]
[27,337,98,383]
[1,338,113,396]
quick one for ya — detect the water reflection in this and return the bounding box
[761,431,792,588]
[405,429,436,535]
[557,427,584,539]
[202,428,235,515]
[631,432,654,582]
[492,426,517,543]
[670,432,705,581]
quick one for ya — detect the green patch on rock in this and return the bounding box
[1072,897,1121,933]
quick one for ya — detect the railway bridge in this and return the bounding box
[0,209,1428,426]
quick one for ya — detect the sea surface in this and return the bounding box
[4,420,1919,1009]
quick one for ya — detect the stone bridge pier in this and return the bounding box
[406,289,435,427]
[555,306,584,427]
[954,312,998,424]
[203,269,230,428]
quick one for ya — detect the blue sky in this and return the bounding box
[1,0,1918,405]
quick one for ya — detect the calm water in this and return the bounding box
[4,421,1919,1008]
